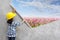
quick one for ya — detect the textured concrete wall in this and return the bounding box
[31,20,60,40]
[0,0,12,40]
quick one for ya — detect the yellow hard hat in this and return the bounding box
[6,12,16,20]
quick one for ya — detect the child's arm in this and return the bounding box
[15,20,25,26]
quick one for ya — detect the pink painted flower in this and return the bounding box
[23,17,60,27]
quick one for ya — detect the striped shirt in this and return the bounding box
[7,21,21,37]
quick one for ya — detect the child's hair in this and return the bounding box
[7,18,13,24]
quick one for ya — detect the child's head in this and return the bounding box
[7,18,13,24]
[6,11,16,24]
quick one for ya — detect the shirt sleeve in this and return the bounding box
[15,21,20,26]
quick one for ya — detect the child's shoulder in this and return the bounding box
[12,21,20,24]
[12,21,20,26]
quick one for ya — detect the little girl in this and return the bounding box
[6,11,24,40]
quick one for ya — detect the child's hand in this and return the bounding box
[21,20,25,24]
[12,9,16,13]
[22,20,25,23]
